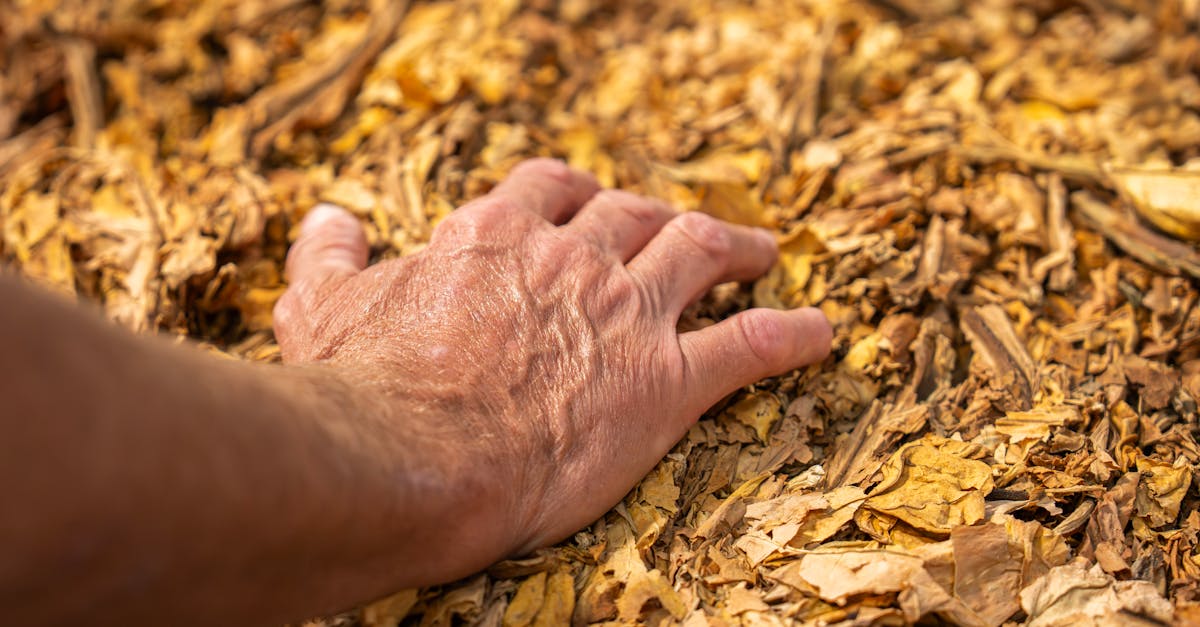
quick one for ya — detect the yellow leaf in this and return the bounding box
[1108,165,1200,241]
[362,589,419,627]
[533,571,576,627]
[1020,561,1174,626]
[330,107,395,155]
[503,572,547,627]
[636,461,681,512]
[661,149,772,185]
[843,332,881,373]
[726,391,783,444]
[698,183,767,228]
[593,48,649,120]
[995,405,1077,445]
[6,192,60,253]
[238,286,286,332]
[1134,456,1192,529]
[1019,100,1067,123]
[858,437,994,537]
[771,549,961,623]
[617,569,687,622]
[790,486,867,548]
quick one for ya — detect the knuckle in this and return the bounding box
[540,233,584,265]
[589,271,657,323]
[511,157,572,183]
[436,200,518,241]
[596,276,637,313]
[272,291,299,329]
[671,212,732,261]
[596,190,671,226]
[736,309,791,370]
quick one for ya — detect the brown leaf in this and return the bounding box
[857,437,993,538]
[1020,560,1174,626]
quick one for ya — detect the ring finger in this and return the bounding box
[627,212,778,317]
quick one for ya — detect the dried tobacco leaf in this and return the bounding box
[856,437,994,539]
[361,589,418,627]
[948,518,1070,626]
[1134,456,1193,531]
[1020,560,1175,627]
[501,570,574,627]
[725,391,783,444]
[1108,165,1200,242]
[7,0,1200,623]
[772,549,967,624]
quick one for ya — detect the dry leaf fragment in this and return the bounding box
[823,402,928,488]
[362,589,420,627]
[1134,456,1192,530]
[753,227,825,310]
[534,572,575,627]
[1073,190,1200,280]
[857,437,994,538]
[995,405,1078,446]
[694,472,768,540]
[1108,165,1200,241]
[616,569,687,622]
[770,549,913,602]
[790,486,867,548]
[636,460,681,513]
[743,491,827,529]
[1019,560,1174,627]
[960,304,1038,410]
[950,523,1023,626]
[1120,354,1180,411]
[948,518,1070,627]
[573,569,618,626]
[723,583,770,616]
[159,231,218,289]
[419,575,488,626]
[773,549,963,623]
[732,532,781,568]
[503,571,547,627]
[726,392,783,444]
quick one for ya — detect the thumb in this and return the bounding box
[678,307,832,415]
[284,203,369,289]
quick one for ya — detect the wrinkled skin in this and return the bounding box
[273,159,831,569]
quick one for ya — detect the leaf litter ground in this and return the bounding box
[3,1,1200,625]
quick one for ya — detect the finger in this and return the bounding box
[564,190,678,261]
[679,307,832,409]
[487,158,601,224]
[627,212,778,316]
[284,203,369,289]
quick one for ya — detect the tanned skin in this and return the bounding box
[0,159,832,626]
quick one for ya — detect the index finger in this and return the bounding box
[487,158,601,224]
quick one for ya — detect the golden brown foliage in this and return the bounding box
[3,0,1200,624]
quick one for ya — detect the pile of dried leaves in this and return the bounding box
[4,0,1200,625]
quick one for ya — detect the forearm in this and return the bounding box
[0,274,493,625]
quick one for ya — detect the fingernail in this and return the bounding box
[755,227,777,248]
[796,306,831,327]
[300,203,349,238]
[796,307,834,359]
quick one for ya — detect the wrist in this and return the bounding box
[290,364,523,584]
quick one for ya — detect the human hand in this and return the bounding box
[272,159,831,580]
